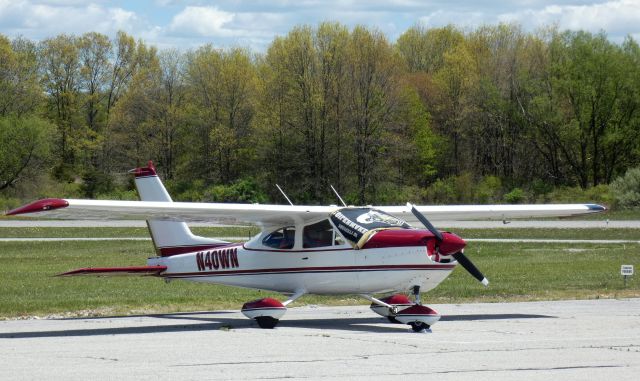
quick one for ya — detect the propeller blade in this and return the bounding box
[452,251,489,287]
[407,203,443,242]
[407,202,488,286]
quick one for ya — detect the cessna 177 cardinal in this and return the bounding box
[7,162,605,331]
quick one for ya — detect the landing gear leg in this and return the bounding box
[412,285,421,305]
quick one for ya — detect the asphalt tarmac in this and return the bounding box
[1,299,639,380]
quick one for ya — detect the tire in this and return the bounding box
[255,316,279,329]
[410,322,430,332]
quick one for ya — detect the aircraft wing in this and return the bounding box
[6,198,338,226]
[6,197,605,226]
[379,204,606,225]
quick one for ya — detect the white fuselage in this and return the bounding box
[149,243,456,295]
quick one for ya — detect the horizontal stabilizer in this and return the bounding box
[57,265,167,277]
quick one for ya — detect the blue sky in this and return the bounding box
[1,1,639,51]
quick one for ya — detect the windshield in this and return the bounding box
[329,207,411,247]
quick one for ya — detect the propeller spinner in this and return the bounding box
[407,203,489,287]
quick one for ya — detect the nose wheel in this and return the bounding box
[394,286,440,332]
[409,321,431,332]
[365,289,441,332]
[255,316,280,329]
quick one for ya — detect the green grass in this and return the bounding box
[452,228,640,240]
[428,241,639,302]
[0,236,638,319]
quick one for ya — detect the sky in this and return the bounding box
[1,0,639,51]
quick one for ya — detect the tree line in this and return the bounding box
[1,23,639,206]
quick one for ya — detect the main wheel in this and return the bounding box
[410,321,430,332]
[255,316,279,329]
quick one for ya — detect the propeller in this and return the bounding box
[407,203,489,287]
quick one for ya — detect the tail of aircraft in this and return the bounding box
[131,161,229,257]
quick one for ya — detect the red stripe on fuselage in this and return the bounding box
[165,264,455,278]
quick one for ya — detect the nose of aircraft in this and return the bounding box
[437,232,466,255]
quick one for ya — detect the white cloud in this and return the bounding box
[1,1,639,51]
[419,10,488,29]
[169,6,235,37]
[159,6,292,50]
[0,0,139,38]
[498,0,640,37]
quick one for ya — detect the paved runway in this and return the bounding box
[1,299,639,380]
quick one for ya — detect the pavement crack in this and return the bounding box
[242,365,628,380]
[82,356,119,362]
[173,359,340,367]
[305,333,420,349]
[605,345,640,353]
[429,364,626,375]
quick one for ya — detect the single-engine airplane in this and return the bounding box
[7,162,605,331]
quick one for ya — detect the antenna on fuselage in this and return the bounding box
[276,184,294,206]
[330,184,347,207]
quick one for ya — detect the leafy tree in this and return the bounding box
[346,26,401,204]
[0,35,42,117]
[611,167,640,208]
[78,32,111,133]
[183,46,257,185]
[39,34,81,175]
[520,31,640,188]
[107,41,161,170]
[102,33,155,173]
[1,24,639,205]
[431,38,478,175]
[396,25,464,73]
[0,116,54,190]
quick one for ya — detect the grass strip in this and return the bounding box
[0,239,637,319]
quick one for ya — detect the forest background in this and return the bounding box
[1,22,640,210]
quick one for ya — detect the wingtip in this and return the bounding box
[6,198,69,216]
[586,204,607,212]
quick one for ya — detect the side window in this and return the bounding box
[262,227,295,249]
[303,220,335,248]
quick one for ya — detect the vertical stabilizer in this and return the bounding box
[131,161,229,256]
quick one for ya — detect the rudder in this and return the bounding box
[131,161,229,256]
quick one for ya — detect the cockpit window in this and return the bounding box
[303,220,336,248]
[262,226,295,249]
